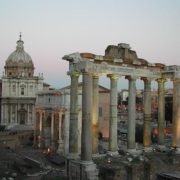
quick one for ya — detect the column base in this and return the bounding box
[66,153,80,178]
[69,160,98,180]
[126,149,142,156]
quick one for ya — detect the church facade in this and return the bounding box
[0,35,43,128]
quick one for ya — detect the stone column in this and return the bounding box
[15,104,18,124]
[1,104,4,124]
[127,76,136,150]
[64,109,70,156]
[69,71,80,155]
[27,105,29,125]
[157,78,166,145]
[142,78,152,149]
[32,105,35,125]
[92,75,99,154]
[81,72,93,161]
[33,111,37,147]
[39,111,44,148]
[108,74,118,152]
[57,111,64,154]
[51,112,56,151]
[172,79,180,152]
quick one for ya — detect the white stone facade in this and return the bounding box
[0,35,43,128]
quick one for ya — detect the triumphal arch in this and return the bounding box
[62,43,180,180]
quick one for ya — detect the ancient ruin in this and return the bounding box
[62,43,180,180]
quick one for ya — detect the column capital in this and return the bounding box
[92,73,99,79]
[58,111,63,116]
[81,70,92,75]
[68,70,81,77]
[107,74,119,80]
[125,75,137,81]
[141,77,152,83]
[156,78,166,84]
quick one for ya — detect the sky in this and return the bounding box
[0,0,179,90]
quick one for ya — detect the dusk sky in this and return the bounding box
[0,0,179,90]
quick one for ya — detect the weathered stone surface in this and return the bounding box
[69,160,98,180]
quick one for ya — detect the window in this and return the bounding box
[21,87,24,95]
[29,104,32,112]
[13,85,16,92]
[99,107,103,117]
[30,85,33,92]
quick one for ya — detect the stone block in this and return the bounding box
[68,160,98,180]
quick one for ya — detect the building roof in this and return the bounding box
[59,82,110,92]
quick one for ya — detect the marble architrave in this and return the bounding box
[71,60,162,79]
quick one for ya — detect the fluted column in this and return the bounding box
[108,74,119,152]
[51,112,56,151]
[127,76,136,150]
[172,79,180,150]
[81,72,93,161]
[92,75,99,154]
[69,71,80,154]
[157,78,166,145]
[142,78,152,148]
[57,111,64,154]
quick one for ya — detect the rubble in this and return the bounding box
[0,146,66,180]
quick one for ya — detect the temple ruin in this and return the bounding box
[62,43,180,180]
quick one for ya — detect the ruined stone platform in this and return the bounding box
[94,151,180,180]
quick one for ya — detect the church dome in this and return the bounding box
[5,34,34,78]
